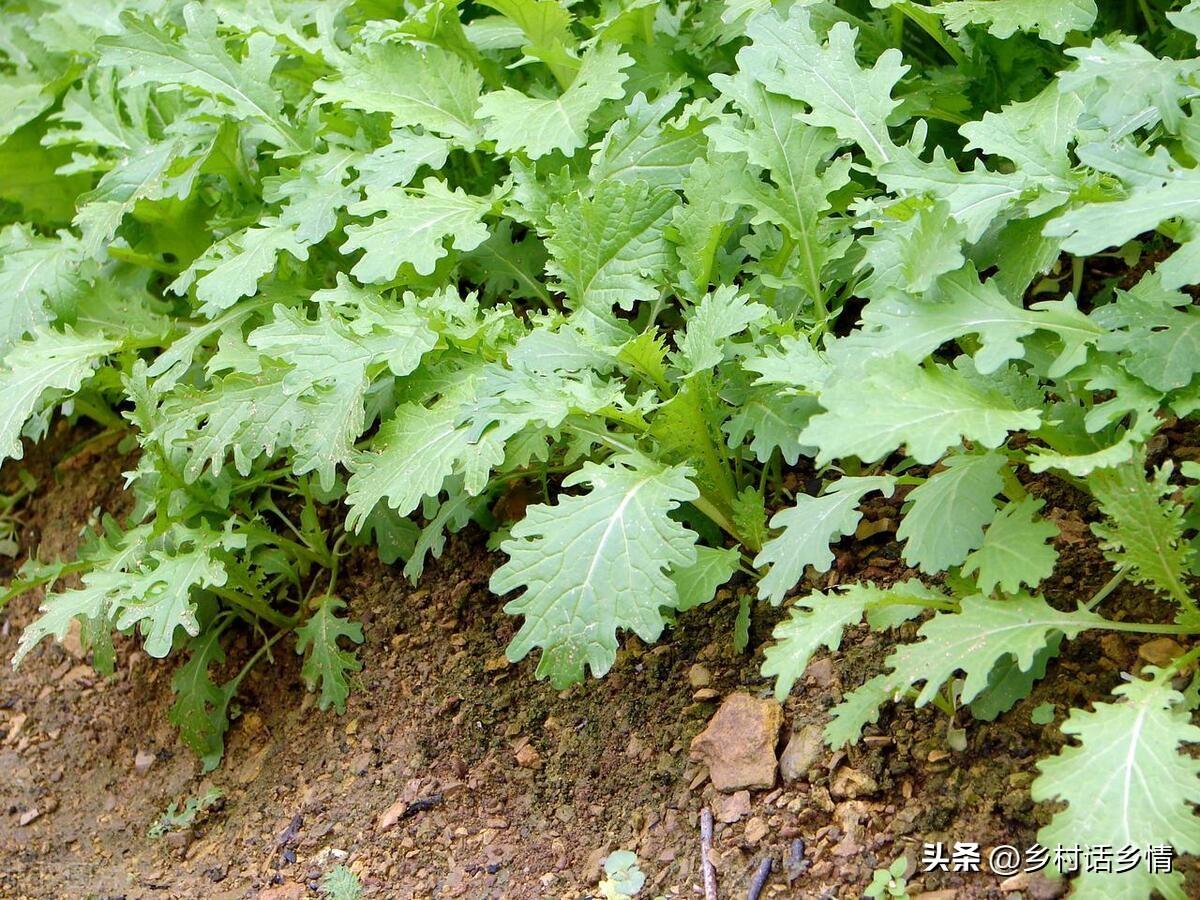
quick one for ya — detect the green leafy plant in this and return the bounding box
[147,786,223,839]
[4,1,1200,895]
[320,865,362,900]
[599,850,646,900]
[864,856,909,900]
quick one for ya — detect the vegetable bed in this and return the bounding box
[4,1,1200,897]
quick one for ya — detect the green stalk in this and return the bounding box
[893,2,969,66]
[210,585,297,630]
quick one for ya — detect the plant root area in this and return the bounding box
[2,427,1197,899]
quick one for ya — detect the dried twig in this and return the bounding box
[700,807,717,900]
[747,858,773,900]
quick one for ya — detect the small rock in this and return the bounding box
[165,828,193,854]
[515,743,543,770]
[61,664,93,685]
[349,751,372,775]
[743,817,769,844]
[1138,637,1184,668]
[830,767,878,799]
[805,658,833,687]
[1026,873,1067,900]
[311,847,348,868]
[1099,633,1129,665]
[583,846,609,878]
[779,724,823,783]
[692,688,719,701]
[911,892,957,900]
[484,655,509,672]
[690,692,782,792]
[688,665,712,689]
[257,885,307,900]
[716,790,752,823]
[134,749,156,774]
[376,798,409,832]
[18,808,40,827]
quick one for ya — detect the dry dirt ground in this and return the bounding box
[1,424,1196,899]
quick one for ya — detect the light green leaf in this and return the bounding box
[962,497,1059,595]
[73,141,180,256]
[1032,671,1200,900]
[0,327,120,464]
[723,390,819,466]
[753,476,895,604]
[546,179,676,318]
[173,217,309,315]
[825,673,894,748]
[800,356,1042,466]
[708,71,851,308]
[98,3,309,154]
[897,451,1007,573]
[343,178,496,283]
[885,593,1104,708]
[315,43,483,148]
[674,286,767,375]
[1062,36,1200,132]
[345,398,472,529]
[763,580,937,700]
[1089,454,1194,607]
[738,8,907,165]
[491,452,699,688]
[295,597,365,713]
[479,44,631,159]
[0,226,85,352]
[938,0,1096,43]
[589,90,708,190]
[672,545,740,612]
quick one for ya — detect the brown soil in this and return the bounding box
[0,427,1196,900]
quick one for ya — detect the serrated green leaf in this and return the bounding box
[673,285,767,376]
[825,673,894,749]
[0,226,86,352]
[315,43,483,148]
[546,178,676,320]
[763,580,937,700]
[898,451,1006,573]
[885,593,1105,708]
[754,476,895,604]
[295,597,365,713]
[801,356,1042,466]
[589,90,709,190]
[962,497,1059,595]
[0,327,120,464]
[479,44,631,160]
[343,178,496,283]
[170,628,235,771]
[1089,454,1195,606]
[98,4,310,154]
[937,0,1096,44]
[738,8,907,165]
[672,545,739,612]
[491,452,698,688]
[1032,671,1200,899]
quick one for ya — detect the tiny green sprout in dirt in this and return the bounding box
[0,470,35,558]
[4,1,1200,896]
[147,787,223,839]
[320,865,362,900]
[864,856,910,900]
[599,850,646,900]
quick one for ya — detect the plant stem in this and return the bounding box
[1084,565,1130,611]
[210,585,296,629]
